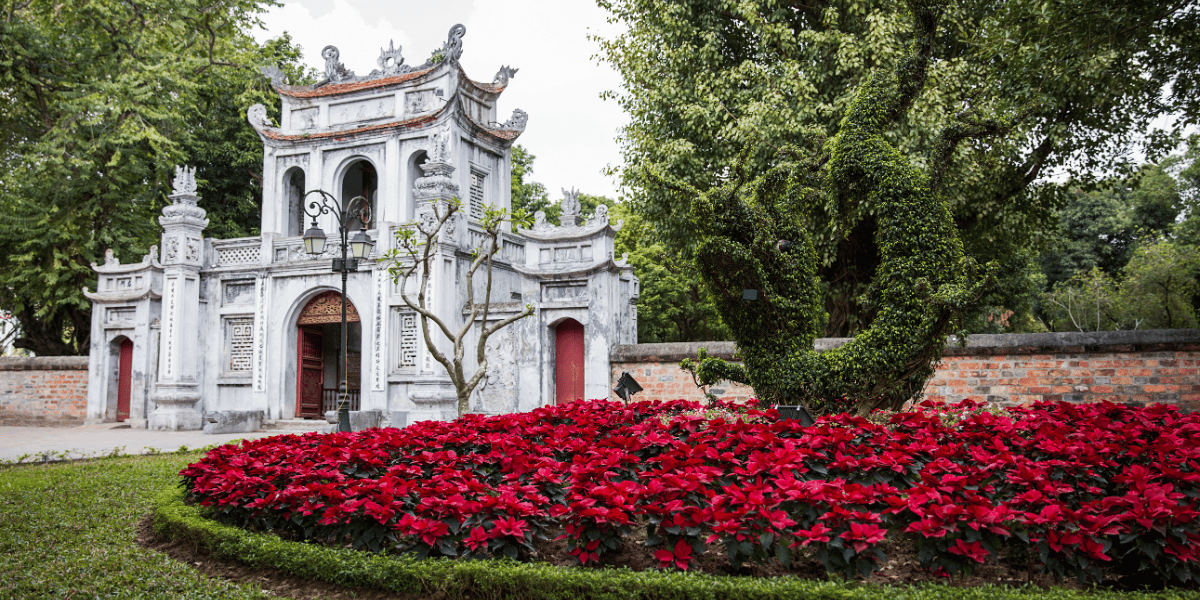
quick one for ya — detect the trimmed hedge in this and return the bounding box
[152,485,1199,600]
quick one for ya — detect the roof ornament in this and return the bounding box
[493,65,518,86]
[442,24,466,63]
[246,104,271,130]
[321,45,356,83]
[559,187,582,227]
[500,108,529,132]
[373,40,408,77]
[172,165,197,196]
[260,66,286,86]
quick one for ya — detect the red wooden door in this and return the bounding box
[555,319,585,404]
[297,327,324,418]
[117,339,132,421]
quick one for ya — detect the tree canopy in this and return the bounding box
[0,0,304,354]
[598,0,1200,337]
[678,0,986,415]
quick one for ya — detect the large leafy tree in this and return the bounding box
[598,0,1199,337]
[0,0,297,354]
[185,33,316,240]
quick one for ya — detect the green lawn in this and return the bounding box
[0,451,278,600]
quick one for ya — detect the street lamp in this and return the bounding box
[302,190,374,433]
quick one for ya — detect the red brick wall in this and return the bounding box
[0,357,90,426]
[611,330,1199,408]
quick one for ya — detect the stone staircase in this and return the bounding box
[260,419,330,434]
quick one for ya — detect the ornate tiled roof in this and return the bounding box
[274,67,437,99]
[261,110,443,142]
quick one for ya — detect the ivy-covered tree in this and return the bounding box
[598,0,1199,338]
[0,0,297,355]
[679,0,988,416]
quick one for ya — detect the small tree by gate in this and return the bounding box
[385,198,534,417]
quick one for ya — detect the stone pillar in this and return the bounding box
[150,166,209,431]
[405,126,462,420]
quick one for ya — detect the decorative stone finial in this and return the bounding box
[376,40,406,76]
[321,45,355,83]
[442,24,466,63]
[260,66,285,86]
[584,204,609,227]
[493,65,518,86]
[246,104,271,130]
[559,187,581,227]
[500,109,528,132]
[103,248,119,266]
[172,165,197,196]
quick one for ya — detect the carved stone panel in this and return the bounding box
[473,328,516,413]
[542,282,587,301]
[329,96,395,125]
[404,90,438,114]
[291,107,319,130]
[105,307,136,326]
[222,280,255,306]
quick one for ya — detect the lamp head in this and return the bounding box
[303,224,327,255]
[350,230,374,259]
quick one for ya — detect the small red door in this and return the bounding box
[297,327,324,418]
[555,319,585,404]
[117,339,132,421]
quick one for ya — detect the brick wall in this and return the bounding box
[610,330,1199,408]
[0,357,90,426]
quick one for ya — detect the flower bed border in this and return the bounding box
[151,484,1193,600]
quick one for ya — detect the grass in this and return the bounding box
[0,451,277,599]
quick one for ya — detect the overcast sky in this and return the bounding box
[254,0,628,201]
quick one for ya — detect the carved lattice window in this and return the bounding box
[225,316,254,373]
[393,309,418,370]
[469,170,485,220]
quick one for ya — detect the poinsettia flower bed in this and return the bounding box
[180,399,1200,586]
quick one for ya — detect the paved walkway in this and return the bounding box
[0,423,280,462]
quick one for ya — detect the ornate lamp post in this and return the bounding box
[301,190,374,433]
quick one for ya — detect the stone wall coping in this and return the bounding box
[0,356,90,371]
[612,329,1198,363]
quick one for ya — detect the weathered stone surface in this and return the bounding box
[203,410,264,434]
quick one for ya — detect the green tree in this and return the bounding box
[184,33,317,240]
[1041,240,1200,331]
[0,0,284,354]
[610,203,729,342]
[1041,268,1125,332]
[509,144,551,219]
[1117,239,1200,329]
[598,0,1199,337]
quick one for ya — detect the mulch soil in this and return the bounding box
[139,515,1169,599]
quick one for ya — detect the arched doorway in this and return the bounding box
[341,159,377,229]
[284,167,306,237]
[295,291,362,418]
[115,338,132,421]
[555,319,585,404]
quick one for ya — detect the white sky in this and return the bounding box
[253,0,628,201]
